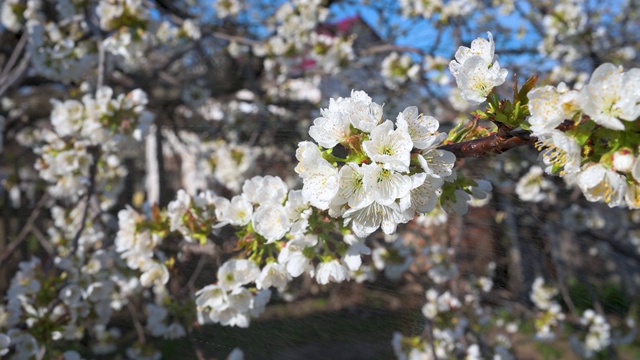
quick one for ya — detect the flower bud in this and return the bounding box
[612,148,635,173]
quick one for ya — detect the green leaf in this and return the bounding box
[517,75,539,104]
[495,113,509,125]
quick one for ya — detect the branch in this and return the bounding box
[127,302,147,344]
[359,44,426,57]
[439,129,535,158]
[0,194,49,266]
[71,145,101,254]
[0,31,29,80]
[0,53,30,98]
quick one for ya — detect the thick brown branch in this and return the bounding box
[439,130,536,158]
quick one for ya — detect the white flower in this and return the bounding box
[443,189,471,215]
[253,201,291,243]
[400,173,444,216]
[195,284,227,310]
[146,304,168,337]
[294,141,323,176]
[295,142,339,210]
[454,56,508,105]
[11,333,38,358]
[449,32,508,105]
[372,241,414,280]
[450,32,498,72]
[51,99,85,137]
[181,19,201,40]
[226,348,245,360]
[256,263,291,291]
[139,262,170,288]
[342,235,371,271]
[59,284,85,307]
[164,322,186,340]
[580,63,640,130]
[527,83,579,136]
[536,131,582,175]
[578,310,611,356]
[515,166,554,203]
[285,190,312,235]
[214,194,253,227]
[308,97,352,148]
[625,182,640,209]
[215,0,243,18]
[278,235,318,277]
[316,259,350,285]
[0,333,10,356]
[395,106,442,150]
[227,287,252,312]
[96,1,124,30]
[577,164,627,207]
[344,201,406,237]
[381,52,420,89]
[363,120,413,172]
[331,163,371,209]
[217,259,260,291]
[167,189,190,232]
[347,90,384,133]
[470,180,492,202]
[362,163,412,206]
[242,176,288,205]
[417,147,456,178]
[632,156,640,182]
[530,277,558,310]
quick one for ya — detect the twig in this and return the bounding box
[210,31,260,46]
[588,230,640,263]
[0,194,49,266]
[359,44,425,56]
[0,31,29,80]
[97,38,106,89]
[424,319,439,360]
[0,54,31,98]
[439,130,535,159]
[127,302,147,344]
[31,225,54,256]
[548,227,578,317]
[36,347,46,360]
[187,255,206,292]
[71,146,101,254]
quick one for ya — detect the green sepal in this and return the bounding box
[592,127,621,157]
[568,120,596,147]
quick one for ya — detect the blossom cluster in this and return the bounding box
[296,90,463,238]
[381,52,421,90]
[188,175,376,327]
[449,32,508,105]
[0,0,638,355]
[195,260,272,327]
[571,309,612,358]
[530,277,565,340]
[527,63,640,208]
[17,87,152,206]
[251,0,355,80]
[392,260,512,360]
[537,0,587,64]
[399,0,478,22]
[0,79,170,357]
[0,247,153,358]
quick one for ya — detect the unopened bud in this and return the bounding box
[613,148,635,173]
